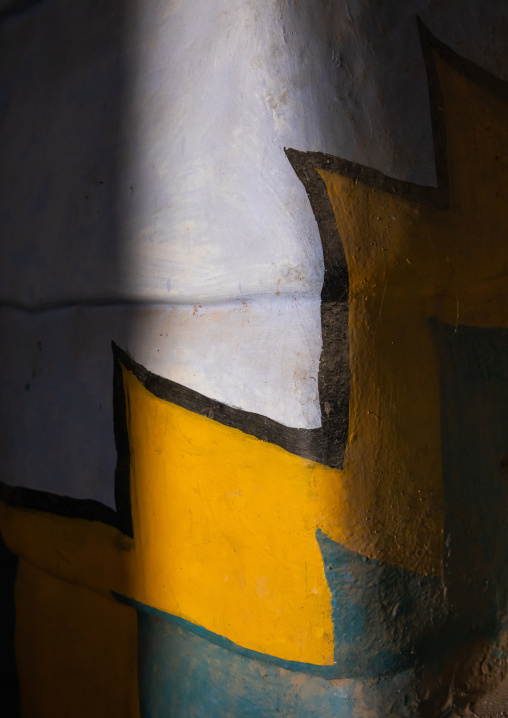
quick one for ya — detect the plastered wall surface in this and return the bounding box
[0,298,322,506]
[1,1,508,717]
[0,0,506,502]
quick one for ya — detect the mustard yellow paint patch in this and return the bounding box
[124,367,341,665]
[0,504,133,596]
[0,418,346,666]
[0,380,347,666]
[15,559,139,718]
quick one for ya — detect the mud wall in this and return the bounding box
[0,1,507,716]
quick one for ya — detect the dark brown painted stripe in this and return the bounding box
[113,341,348,470]
[0,482,122,530]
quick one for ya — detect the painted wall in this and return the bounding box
[1,1,508,716]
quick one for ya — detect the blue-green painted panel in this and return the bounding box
[121,600,419,718]
[317,530,446,678]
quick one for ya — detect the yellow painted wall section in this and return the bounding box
[15,559,139,718]
[0,371,345,666]
[125,367,340,665]
[0,506,133,597]
[318,51,508,576]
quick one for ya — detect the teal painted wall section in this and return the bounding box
[130,603,421,718]
[317,531,446,679]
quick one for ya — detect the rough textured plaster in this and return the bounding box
[1,0,508,503]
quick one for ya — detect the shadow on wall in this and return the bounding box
[0,0,132,518]
[0,0,131,713]
[0,533,19,718]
